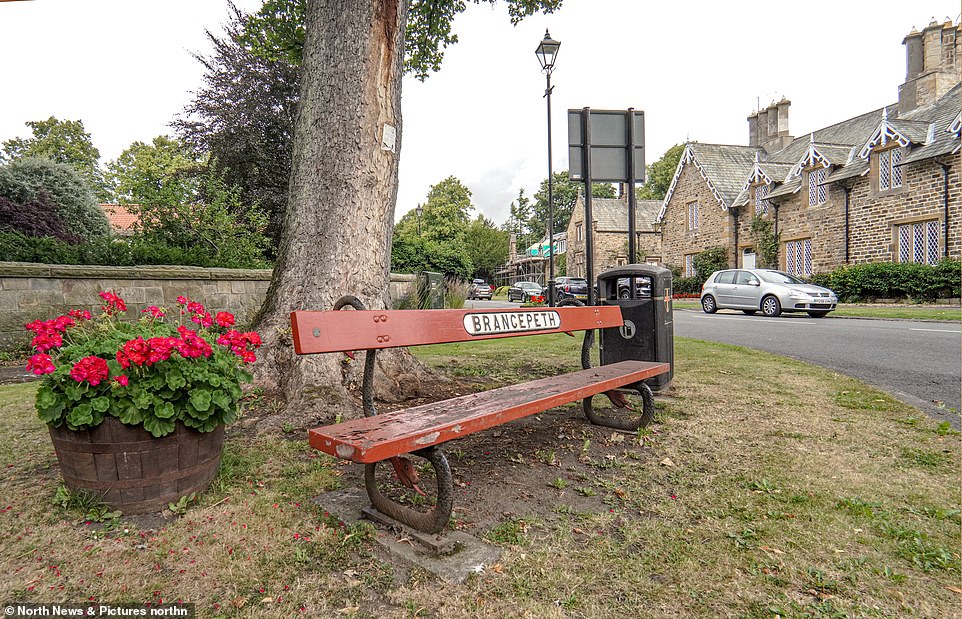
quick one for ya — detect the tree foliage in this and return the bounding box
[636,143,684,201]
[1,117,108,199]
[0,157,109,240]
[0,193,75,243]
[531,170,615,240]
[242,0,562,78]
[464,215,508,280]
[173,6,300,255]
[107,135,205,208]
[128,164,271,268]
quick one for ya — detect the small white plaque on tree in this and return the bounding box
[382,124,397,153]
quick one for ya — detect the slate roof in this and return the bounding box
[687,143,761,206]
[591,198,662,233]
[660,78,959,222]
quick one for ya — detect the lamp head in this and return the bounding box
[535,29,560,72]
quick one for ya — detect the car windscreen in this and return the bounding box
[757,271,806,285]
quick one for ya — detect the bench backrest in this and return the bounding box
[291,305,624,354]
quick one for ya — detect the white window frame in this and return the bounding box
[808,167,826,206]
[896,220,941,265]
[753,183,769,215]
[575,223,583,242]
[687,201,699,231]
[878,147,903,191]
[785,239,813,276]
[684,254,695,277]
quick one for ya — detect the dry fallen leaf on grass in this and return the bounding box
[337,607,360,614]
[660,457,675,467]
[945,586,962,594]
[260,597,274,604]
[759,546,785,554]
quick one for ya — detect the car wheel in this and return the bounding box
[701,295,717,314]
[742,310,757,315]
[808,311,829,318]
[619,289,630,299]
[761,295,781,317]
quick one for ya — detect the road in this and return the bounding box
[673,308,960,424]
[466,299,961,424]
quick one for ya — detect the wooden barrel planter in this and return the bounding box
[48,416,225,514]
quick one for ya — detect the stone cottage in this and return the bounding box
[657,19,961,277]
[566,196,662,279]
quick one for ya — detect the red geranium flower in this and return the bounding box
[69,356,110,386]
[26,354,55,375]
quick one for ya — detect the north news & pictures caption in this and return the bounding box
[4,604,192,618]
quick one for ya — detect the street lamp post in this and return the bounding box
[415,203,423,237]
[536,30,560,306]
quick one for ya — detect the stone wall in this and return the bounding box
[660,164,734,272]
[0,263,417,352]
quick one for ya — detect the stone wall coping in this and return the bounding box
[0,262,273,281]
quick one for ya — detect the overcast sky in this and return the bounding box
[1,1,958,226]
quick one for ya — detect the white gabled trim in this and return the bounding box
[788,134,832,178]
[949,111,961,136]
[858,107,912,159]
[657,144,730,224]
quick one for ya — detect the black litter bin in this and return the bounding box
[596,265,673,391]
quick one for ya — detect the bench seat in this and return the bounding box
[309,359,669,463]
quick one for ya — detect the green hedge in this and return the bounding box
[0,231,271,269]
[672,276,702,295]
[809,259,960,301]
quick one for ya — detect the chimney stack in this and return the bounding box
[899,19,961,114]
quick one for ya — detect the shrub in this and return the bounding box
[810,260,960,301]
[693,247,729,280]
[0,231,268,269]
[0,157,108,240]
[672,276,702,295]
[0,193,78,242]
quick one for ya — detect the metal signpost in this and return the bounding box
[568,108,646,304]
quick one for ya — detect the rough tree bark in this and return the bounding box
[252,0,435,424]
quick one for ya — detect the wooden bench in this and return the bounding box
[292,297,670,533]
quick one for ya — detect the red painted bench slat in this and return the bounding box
[291,306,625,354]
[308,359,669,463]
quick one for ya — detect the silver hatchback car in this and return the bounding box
[700,269,838,317]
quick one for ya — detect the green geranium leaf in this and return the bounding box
[132,389,152,410]
[66,403,93,429]
[117,403,144,426]
[37,400,65,425]
[166,369,186,390]
[237,369,253,383]
[190,389,212,412]
[143,414,176,438]
[184,416,218,433]
[64,385,83,402]
[187,402,213,421]
[211,390,230,410]
[37,386,58,408]
[91,396,110,413]
[154,400,176,419]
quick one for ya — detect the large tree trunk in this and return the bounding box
[252,0,433,425]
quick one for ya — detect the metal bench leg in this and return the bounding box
[364,446,454,534]
[582,382,656,431]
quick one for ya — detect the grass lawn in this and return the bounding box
[673,300,960,321]
[0,335,958,618]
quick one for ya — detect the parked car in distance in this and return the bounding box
[554,277,589,301]
[700,268,838,317]
[507,281,544,303]
[616,276,652,299]
[467,279,493,300]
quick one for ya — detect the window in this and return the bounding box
[753,183,769,215]
[716,271,735,284]
[575,223,583,242]
[808,167,826,205]
[687,201,699,231]
[785,239,812,276]
[734,271,757,285]
[878,147,903,191]
[684,254,695,277]
[896,220,941,264]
